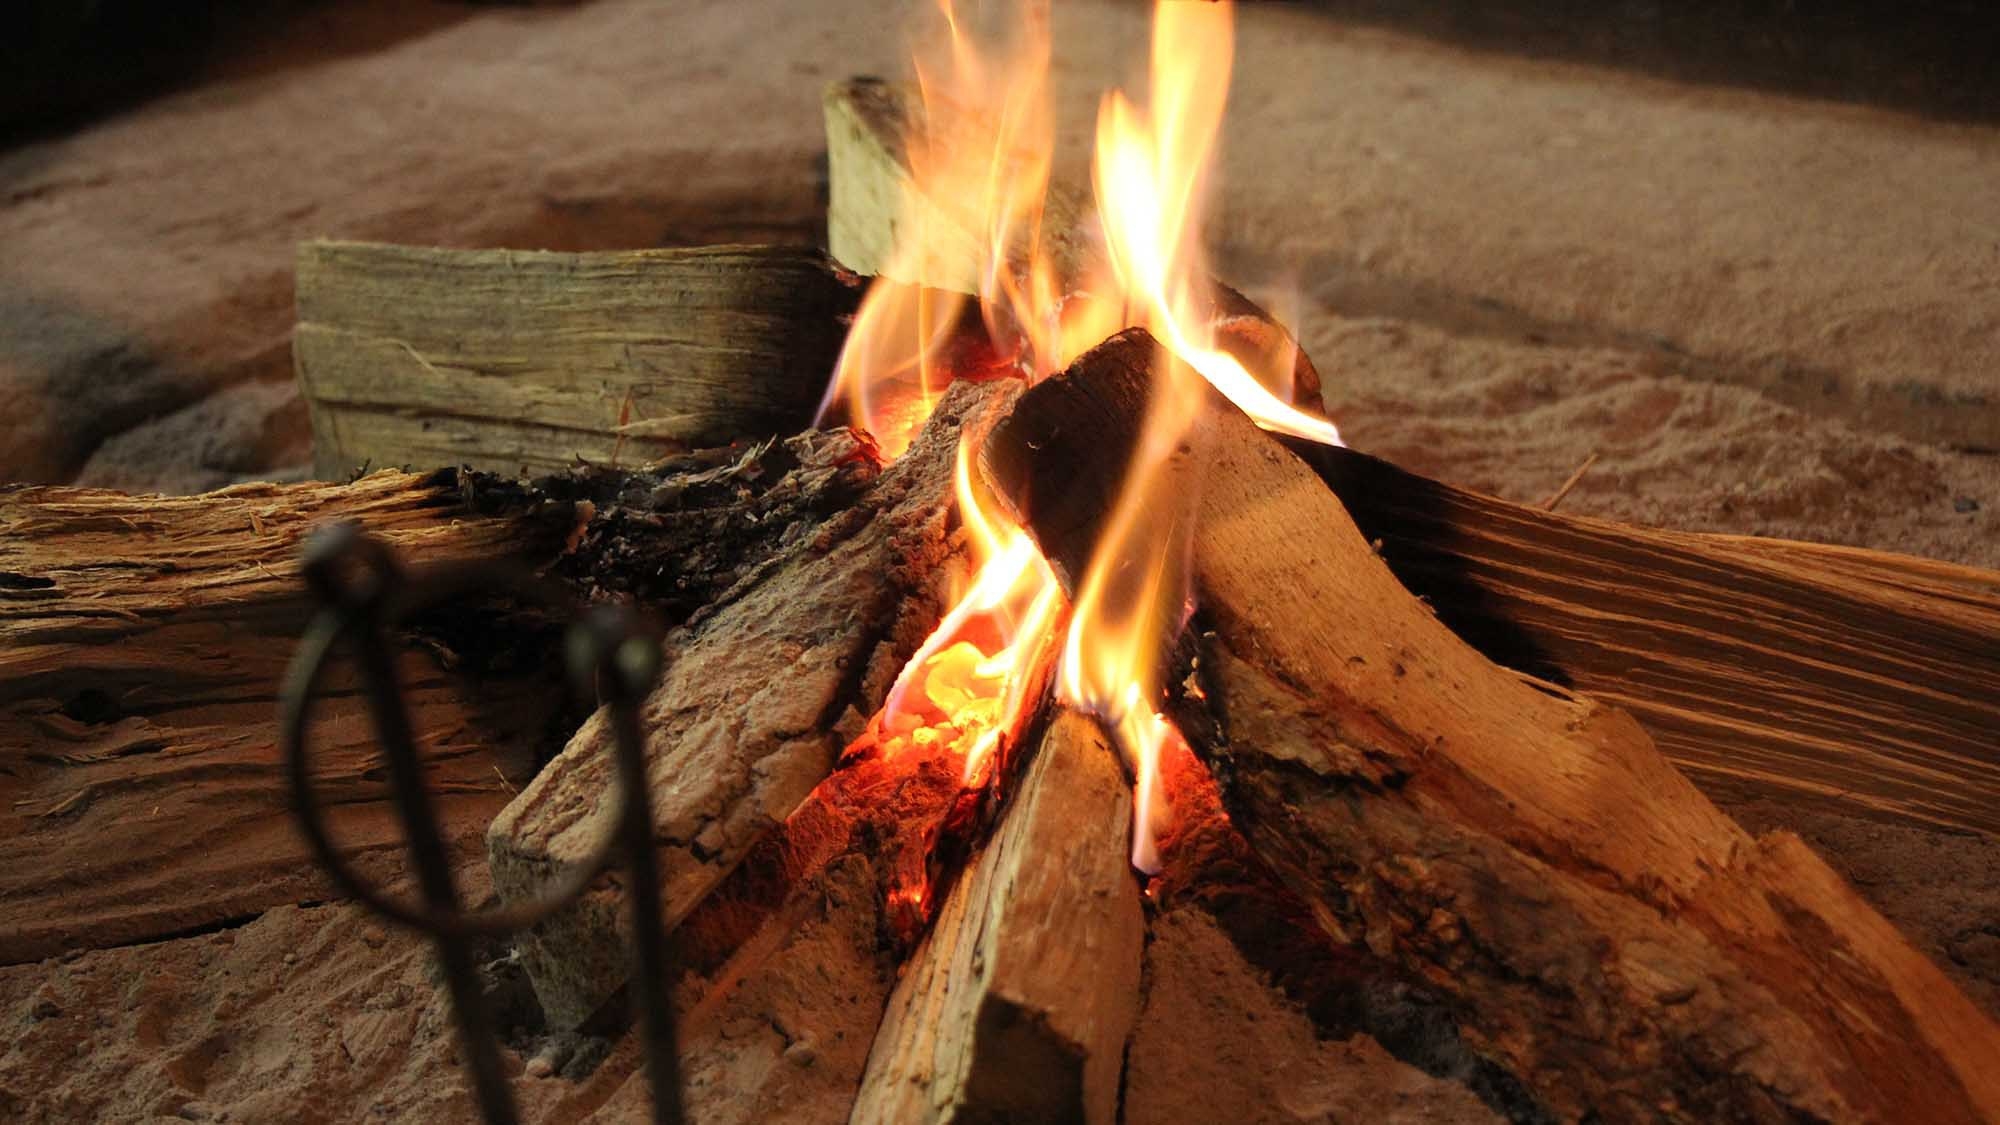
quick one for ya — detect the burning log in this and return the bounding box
[824,69,2000,839]
[823,78,1088,304]
[983,329,2000,1123]
[295,241,857,478]
[851,708,1145,1125]
[487,380,1021,1029]
[0,470,581,962]
[822,76,1324,406]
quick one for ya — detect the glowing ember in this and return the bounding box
[849,439,1063,788]
[823,0,1344,873]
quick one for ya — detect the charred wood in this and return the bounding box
[487,381,1020,1029]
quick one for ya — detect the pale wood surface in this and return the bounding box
[984,329,2000,1123]
[0,471,583,962]
[850,709,1144,1125]
[295,241,855,479]
[824,77,1092,296]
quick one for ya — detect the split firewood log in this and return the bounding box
[295,241,858,478]
[0,471,580,963]
[1312,445,2000,838]
[851,709,1144,1125]
[0,432,883,964]
[982,329,2000,1123]
[487,380,1020,1029]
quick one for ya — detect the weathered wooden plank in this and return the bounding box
[295,241,857,478]
[0,433,880,964]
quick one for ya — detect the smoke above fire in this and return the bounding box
[819,0,1341,871]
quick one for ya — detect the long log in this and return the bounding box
[851,708,1145,1125]
[487,380,1019,1029]
[983,330,2000,1123]
[0,470,583,963]
[295,241,858,479]
[1313,446,2000,837]
[0,433,881,964]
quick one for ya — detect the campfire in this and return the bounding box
[478,4,2000,1121]
[8,2,1998,1123]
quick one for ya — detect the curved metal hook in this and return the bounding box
[278,521,683,1125]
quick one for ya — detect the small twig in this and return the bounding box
[394,339,451,381]
[492,765,519,797]
[610,387,636,471]
[612,415,702,436]
[1543,453,1600,512]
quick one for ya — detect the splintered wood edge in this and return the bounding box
[983,328,2000,1121]
[851,709,1144,1125]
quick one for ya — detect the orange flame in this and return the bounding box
[824,0,1342,874]
[860,437,1062,785]
[1093,3,1343,448]
[817,1,1101,456]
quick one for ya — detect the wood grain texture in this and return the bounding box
[851,709,1144,1125]
[295,241,856,479]
[487,381,1019,1029]
[984,329,2000,1123]
[0,471,583,963]
[1307,446,2000,838]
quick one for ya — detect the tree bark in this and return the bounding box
[982,329,2000,1123]
[487,380,1020,1029]
[851,708,1145,1125]
[295,241,858,479]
